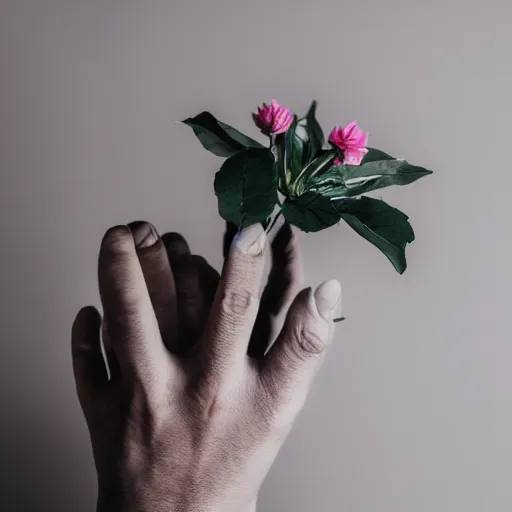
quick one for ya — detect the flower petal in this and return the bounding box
[343,147,367,165]
[253,99,293,136]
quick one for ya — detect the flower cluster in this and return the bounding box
[183,98,432,274]
[252,99,369,166]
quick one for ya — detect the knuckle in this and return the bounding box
[111,289,144,317]
[220,288,256,316]
[289,326,326,361]
[299,329,326,355]
[125,379,170,434]
[186,374,230,422]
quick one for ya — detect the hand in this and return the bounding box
[72,221,342,512]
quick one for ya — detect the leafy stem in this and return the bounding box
[273,133,288,192]
[291,159,317,195]
[266,208,284,234]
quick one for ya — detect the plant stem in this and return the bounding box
[266,209,283,234]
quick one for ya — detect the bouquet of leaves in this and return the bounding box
[182,100,432,274]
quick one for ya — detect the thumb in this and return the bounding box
[259,280,341,407]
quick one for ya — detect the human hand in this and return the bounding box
[72,221,342,512]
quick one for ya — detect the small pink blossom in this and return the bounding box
[252,99,294,136]
[329,121,369,165]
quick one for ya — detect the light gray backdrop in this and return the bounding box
[1,0,511,510]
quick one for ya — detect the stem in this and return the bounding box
[293,151,337,196]
[272,133,286,190]
[292,158,316,192]
[266,209,283,234]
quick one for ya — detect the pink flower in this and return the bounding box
[252,99,294,136]
[329,121,369,165]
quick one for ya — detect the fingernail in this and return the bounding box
[129,221,159,249]
[314,280,342,320]
[233,224,266,255]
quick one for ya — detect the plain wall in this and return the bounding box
[1,0,511,510]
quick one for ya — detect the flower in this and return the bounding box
[252,99,294,136]
[328,121,369,165]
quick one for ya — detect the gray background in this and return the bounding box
[1,0,511,510]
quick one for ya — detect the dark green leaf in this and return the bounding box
[282,192,341,232]
[334,196,415,274]
[305,165,346,194]
[214,148,278,228]
[344,164,432,197]
[284,117,305,184]
[284,102,326,189]
[300,100,324,162]
[216,120,264,149]
[341,159,431,181]
[183,112,263,157]
[311,159,432,198]
[361,147,394,164]
[295,150,337,194]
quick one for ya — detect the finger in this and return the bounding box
[174,255,221,353]
[162,234,194,324]
[162,232,191,261]
[248,222,304,358]
[259,280,341,409]
[128,222,178,351]
[72,306,107,414]
[162,233,204,352]
[101,318,122,382]
[162,233,221,353]
[192,255,220,340]
[193,255,220,306]
[223,222,239,259]
[200,224,267,376]
[171,254,204,352]
[98,225,168,381]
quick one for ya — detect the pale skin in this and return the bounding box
[72,220,342,512]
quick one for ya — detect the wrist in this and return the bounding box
[97,492,257,512]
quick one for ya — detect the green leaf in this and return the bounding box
[344,164,432,197]
[334,196,415,274]
[311,159,433,198]
[284,102,325,189]
[361,147,394,164]
[299,100,324,162]
[305,165,345,195]
[216,120,264,149]
[183,112,263,157]
[284,117,304,184]
[295,150,337,194]
[341,159,431,181]
[214,148,278,228]
[282,192,341,232]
